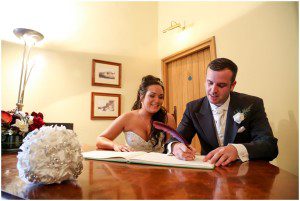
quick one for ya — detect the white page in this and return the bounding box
[130,152,214,168]
[82,150,146,160]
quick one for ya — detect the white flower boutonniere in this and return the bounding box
[233,113,245,124]
[233,104,253,124]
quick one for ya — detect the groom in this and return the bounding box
[166,58,278,166]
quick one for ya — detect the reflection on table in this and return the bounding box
[1,153,298,199]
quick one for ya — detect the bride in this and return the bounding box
[96,75,176,153]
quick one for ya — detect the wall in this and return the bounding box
[158,2,298,175]
[1,2,159,147]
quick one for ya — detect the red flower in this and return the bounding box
[29,116,45,132]
[29,124,36,131]
[31,112,44,119]
[34,116,45,128]
[1,111,12,124]
[37,112,44,119]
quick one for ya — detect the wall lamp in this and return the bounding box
[13,28,44,111]
[163,21,185,33]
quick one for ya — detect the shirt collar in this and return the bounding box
[209,95,230,112]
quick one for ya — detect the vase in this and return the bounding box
[1,132,24,153]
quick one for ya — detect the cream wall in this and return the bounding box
[158,2,298,175]
[1,2,159,146]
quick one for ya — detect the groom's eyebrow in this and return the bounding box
[207,79,228,86]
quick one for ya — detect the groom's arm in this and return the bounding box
[164,103,197,159]
[204,97,278,166]
[165,102,197,146]
[176,103,198,143]
[241,98,278,160]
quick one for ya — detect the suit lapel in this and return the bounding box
[223,93,239,145]
[195,98,219,148]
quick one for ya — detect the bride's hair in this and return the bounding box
[132,75,167,147]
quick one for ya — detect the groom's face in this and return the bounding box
[205,68,236,106]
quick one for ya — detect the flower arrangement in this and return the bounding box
[1,110,45,137]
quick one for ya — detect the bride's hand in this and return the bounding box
[113,144,133,152]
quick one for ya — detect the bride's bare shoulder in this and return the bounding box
[121,110,139,120]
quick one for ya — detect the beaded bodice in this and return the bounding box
[124,131,165,153]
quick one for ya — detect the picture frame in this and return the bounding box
[91,92,121,120]
[92,59,121,88]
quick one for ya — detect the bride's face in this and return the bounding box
[140,85,164,114]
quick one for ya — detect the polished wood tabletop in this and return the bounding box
[1,152,298,199]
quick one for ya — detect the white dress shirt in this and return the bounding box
[210,96,230,146]
[209,96,249,162]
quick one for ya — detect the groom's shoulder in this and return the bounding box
[184,92,265,110]
[186,96,207,110]
[231,91,263,103]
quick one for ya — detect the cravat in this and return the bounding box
[213,107,226,146]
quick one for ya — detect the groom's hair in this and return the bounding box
[207,58,238,83]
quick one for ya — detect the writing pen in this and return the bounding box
[152,121,192,149]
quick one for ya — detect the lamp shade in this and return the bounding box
[13,28,44,44]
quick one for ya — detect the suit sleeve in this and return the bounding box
[166,103,197,145]
[242,98,278,160]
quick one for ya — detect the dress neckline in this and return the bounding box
[124,131,150,142]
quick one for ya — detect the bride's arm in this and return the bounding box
[96,113,131,151]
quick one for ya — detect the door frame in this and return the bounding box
[161,36,217,111]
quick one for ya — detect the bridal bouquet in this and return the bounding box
[1,110,45,137]
[17,125,83,184]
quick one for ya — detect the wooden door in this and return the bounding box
[161,37,216,153]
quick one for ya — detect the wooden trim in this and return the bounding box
[209,36,217,61]
[162,36,217,63]
[161,61,169,109]
[91,92,121,120]
[161,36,217,111]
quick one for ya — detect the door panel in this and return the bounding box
[166,48,212,153]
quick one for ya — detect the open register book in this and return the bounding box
[82,150,214,170]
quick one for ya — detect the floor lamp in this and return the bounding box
[13,28,44,111]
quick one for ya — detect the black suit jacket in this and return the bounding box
[168,92,278,161]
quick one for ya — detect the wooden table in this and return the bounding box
[1,153,298,199]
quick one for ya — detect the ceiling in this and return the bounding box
[0,0,158,55]
[1,0,265,56]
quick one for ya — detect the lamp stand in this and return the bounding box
[13,28,44,111]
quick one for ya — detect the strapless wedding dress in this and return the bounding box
[124,131,165,153]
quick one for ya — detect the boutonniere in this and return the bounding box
[233,104,253,124]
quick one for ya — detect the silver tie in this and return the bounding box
[214,108,225,146]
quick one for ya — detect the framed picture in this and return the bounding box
[91,92,121,120]
[92,59,121,88]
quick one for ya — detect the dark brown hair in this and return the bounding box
[207,58,238,83]
[132,75,167,147]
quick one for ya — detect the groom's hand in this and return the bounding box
[204,145,238,166]
[172,143,196,161]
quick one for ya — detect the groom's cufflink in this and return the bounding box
[237,126,246,133]
[166,142,175,156]
[229,143,249,162]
